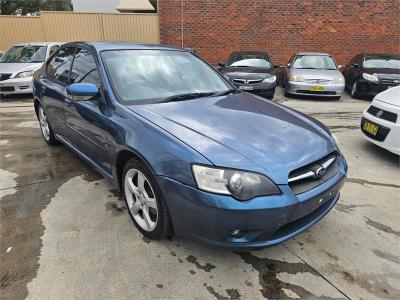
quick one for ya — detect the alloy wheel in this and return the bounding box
[124,168,158,232]
[39,106,50,141]
[351,81,357,96]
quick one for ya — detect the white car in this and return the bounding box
[361,86,400,155]
[0,42,62,95]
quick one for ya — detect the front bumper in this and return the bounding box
[286,81,344,97]
[357,79,399,97]
[232,82,276,99]
[361,106,400,155]
[157,156,347,249]
[0,77,33,95]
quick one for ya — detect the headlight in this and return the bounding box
[15,69,37,78]
[263,76,276,83]
[332,76,345,84]
[362,73,379,82]
[192,165,280,201]
[289,75,306,82]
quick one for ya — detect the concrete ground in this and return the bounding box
[1,89,399,300]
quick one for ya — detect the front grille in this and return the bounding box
[288,152,340,194]
[305,79,330,84]
[361,117,391,142]
[0,74,12,81]
[367,106,397,123]
[0,86,14,92]
[233,78,263,84]
[381,79,400,85]
[296,90,336,95]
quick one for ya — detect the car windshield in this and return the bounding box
[363,56,400,69]
[228,54,271,68]
[102,50,232,104]
[0,45,47,63]
[292,55,337,70]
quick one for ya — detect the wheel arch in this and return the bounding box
[115,147,156,192]
[33,96,41,119]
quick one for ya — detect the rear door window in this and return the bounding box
[47,47,75,84]
[70,48,100,86]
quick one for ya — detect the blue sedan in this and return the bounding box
[33,42,347,249]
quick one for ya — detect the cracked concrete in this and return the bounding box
[1,89,399,299]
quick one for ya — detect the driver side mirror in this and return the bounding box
[218,61,225,67]
[287,63,291,68]
[351,63,359,68]
[67,83,99,101]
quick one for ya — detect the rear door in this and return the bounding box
[63,47,113,176]
[41,47,75,136]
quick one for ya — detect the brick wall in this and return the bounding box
[159,0,400,66]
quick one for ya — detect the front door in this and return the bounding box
[63,47,113,176]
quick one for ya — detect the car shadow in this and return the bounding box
[361,140,399,164]
[0,93,32,102]
[284,93,340,102]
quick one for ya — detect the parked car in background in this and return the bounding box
[33,42,347,249]
[219,51,277,99]
[361,86,400,155]
[342,53,400,99]
[0,42,62,95]
[282,52,345,100]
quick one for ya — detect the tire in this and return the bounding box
[122,158,172,240]
[350,80,360,99]
[38,103,57,145]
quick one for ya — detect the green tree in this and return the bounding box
[0,0,73,15]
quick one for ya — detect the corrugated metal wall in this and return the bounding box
[0,11,160,51]
[0,16,45,50]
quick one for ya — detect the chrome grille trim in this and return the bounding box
[233,78,263,84]
[288,156,336,183]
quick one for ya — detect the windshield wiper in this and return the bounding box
[160,92,216,103]
[212,89,241,96]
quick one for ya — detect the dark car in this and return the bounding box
[218,51,277,99]
[33,42,347,249]
[342,53,400,98]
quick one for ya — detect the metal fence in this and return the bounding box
[0,11,160,50]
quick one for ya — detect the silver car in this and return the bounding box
[282,52,345,100]
[0,42,62,95]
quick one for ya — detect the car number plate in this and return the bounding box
[363,120,379,136]
[309,86,325,92]
[239,85,253,90]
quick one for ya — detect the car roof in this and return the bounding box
[62,41,186,52]
[296,52,331,56]
[13,42,63,46]
[364,53,400,58]
[229,51,269,55]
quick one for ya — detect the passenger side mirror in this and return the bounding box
[337,64,344,71]
[287,63,291,68]
[67,83,99,101]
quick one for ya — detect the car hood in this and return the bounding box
[221,67,274,78]
[375,86,400,107]
[290,69,342,80]
[129,93,335,184]
[0,62,43,75]
[363,68,400,79]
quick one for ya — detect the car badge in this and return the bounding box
[314,166,326,178]
[376,110,384,118]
